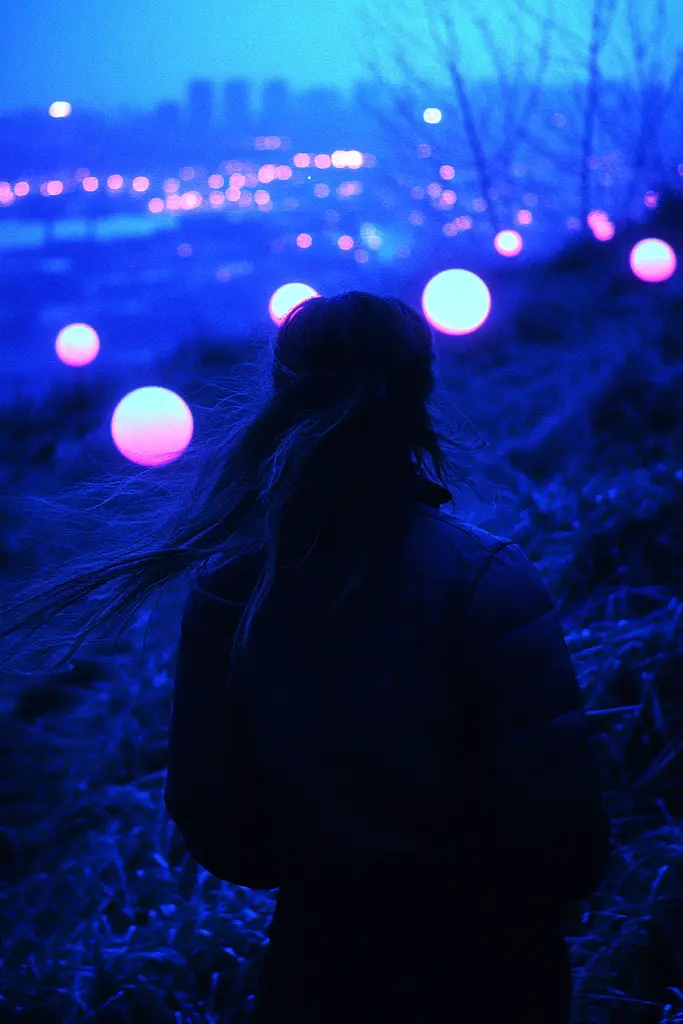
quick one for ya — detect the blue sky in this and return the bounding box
[1,0,680,114]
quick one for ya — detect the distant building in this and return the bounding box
[155,101,181,129]
[187,79,215,129]
[223,78,252,130]
[297,86,347,147]
[260,79,292,131]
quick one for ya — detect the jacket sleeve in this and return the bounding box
[164,583,249,881]
[462,542,612,914]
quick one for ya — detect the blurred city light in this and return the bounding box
[629,238,677,282]
[55,323,100,367]
[107,174,124,190]
[296,233,313,248]
[132,176,150,192]
[494,230,524,256]
[423,108,442,124]
[180,191,202,210]
[269,282,319,325]
[49,101,71,118]
[111,387,194,467]
[422,269,491,335]
[592,219,615,241]
[587,210,609,230]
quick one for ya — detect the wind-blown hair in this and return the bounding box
[0,291,488,673]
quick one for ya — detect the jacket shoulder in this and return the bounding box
[412,504,514,565]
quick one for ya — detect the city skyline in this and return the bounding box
[3,0,683,115]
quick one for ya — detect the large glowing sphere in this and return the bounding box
[421,269,491,336]
[629,238,677,283]
[55,323,100,366]
[111,387,194,467]
[269,282,319,326]
[494,230,523,257]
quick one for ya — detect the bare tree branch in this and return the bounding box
[434,4,501,232]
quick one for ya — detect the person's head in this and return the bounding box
[264,291,442,510]
[0,291,486,672]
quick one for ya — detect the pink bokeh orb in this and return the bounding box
[55,323,100,366]
[269,282,319,326]
[587,210,608,230]
[421,269,491,336]
[592,219,615,241]
[111,387,194,467]
[629,238,677,283]
[494,229,523,257]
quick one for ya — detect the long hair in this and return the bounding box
[0,291,488,673]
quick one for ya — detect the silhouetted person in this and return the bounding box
[162,293,612,1023]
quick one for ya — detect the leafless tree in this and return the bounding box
[360,0,683,236]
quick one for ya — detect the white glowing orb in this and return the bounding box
[269,283,319,326]
[422,269,491,336]
[111,387,194,467]
[49,101,71,118]
[494,230,523,257]
[423,108,442,124]
[55,323,100,366]
[629,238,677,283]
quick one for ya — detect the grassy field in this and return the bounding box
[1,224,683,1023]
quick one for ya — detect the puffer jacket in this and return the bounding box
[165,472,612,908]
